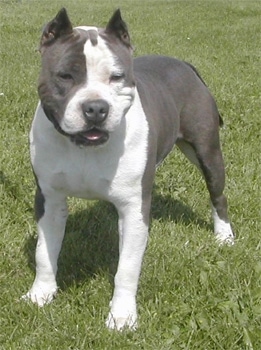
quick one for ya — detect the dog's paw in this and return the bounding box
[214,217,234,246]
[215,231,234,246]
[21,284,57,307]
[215,226,234,246]
[106,312,137,331]
[105,297,137,331]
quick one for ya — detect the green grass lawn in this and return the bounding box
[0,0,260,349]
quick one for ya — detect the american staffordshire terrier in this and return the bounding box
[24,8,234,330]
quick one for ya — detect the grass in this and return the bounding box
[0,0,260,348]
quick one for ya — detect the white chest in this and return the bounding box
[30,91,149,204]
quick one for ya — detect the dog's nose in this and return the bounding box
[82,99,109,124]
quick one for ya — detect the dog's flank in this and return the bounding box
[184,61,224,126]
[23,8,234,330]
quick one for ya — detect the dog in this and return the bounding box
[23,8,234,330]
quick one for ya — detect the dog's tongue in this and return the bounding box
[84,129,103,141]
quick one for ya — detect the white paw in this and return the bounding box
[105,297,137,330]
[214,222,234,245]
[212,208,234,245]
[106,312,137,331]
[215,231,234,246]
[21,283,57,307]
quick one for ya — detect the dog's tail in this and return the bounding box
[185,62,224,127]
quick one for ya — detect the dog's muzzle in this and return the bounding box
[70,99,110,147]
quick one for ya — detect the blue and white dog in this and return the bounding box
[24,9,234,330]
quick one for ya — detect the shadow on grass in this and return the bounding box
[23,189,211,291]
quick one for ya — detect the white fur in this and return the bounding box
[212,207,234,245]
[22,193,68,306]
[75,26,98,32]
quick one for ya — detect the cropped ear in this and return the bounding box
[106,9,131,48]
[40,8,73,49]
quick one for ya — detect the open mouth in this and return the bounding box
[70,127,109,146]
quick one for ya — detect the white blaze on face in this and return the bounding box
[75,26,98,32]
[61,28,135,135]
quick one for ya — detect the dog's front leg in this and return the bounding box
[106,202,149,330]
[23,188,68,306]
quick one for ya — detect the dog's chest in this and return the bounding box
[31,96,149,203]
[49,148,122,199]
[48,141,147,202]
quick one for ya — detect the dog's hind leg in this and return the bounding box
[177,135,234,245]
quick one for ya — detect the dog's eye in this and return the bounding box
[57,72,73,81]
[110,73,125,82]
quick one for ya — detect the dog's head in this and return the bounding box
[38,8,135,147]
